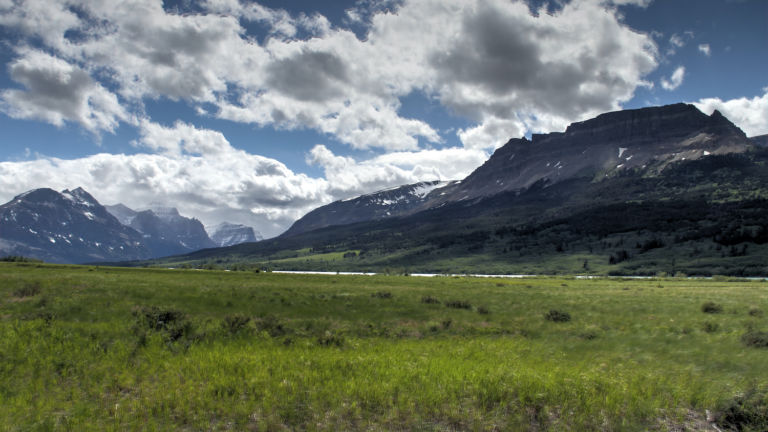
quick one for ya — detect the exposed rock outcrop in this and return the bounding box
[207,222,262,247]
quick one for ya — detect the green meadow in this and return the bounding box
[1,263,767,431]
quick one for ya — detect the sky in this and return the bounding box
[0,0,766,238]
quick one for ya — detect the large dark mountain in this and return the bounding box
[0,188,151,263]
[140,104,768,276]
[0,189,232,263]
[435,103,749,203]
[285,103,752,235]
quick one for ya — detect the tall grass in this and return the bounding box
[0,263,766,430]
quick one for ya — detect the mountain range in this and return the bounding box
[0,189,261,263]
[3,103,767,275]
[140,103,768,276]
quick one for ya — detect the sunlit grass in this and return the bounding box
[0,263,766,430]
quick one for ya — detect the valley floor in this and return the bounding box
[1,263,767,430]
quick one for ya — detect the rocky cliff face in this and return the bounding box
[439,104,751,202]
[0,189,223,263]
[284,104,754,236]
[207,222,262,247]
[105,204,217,256]
[0,188,150,263]
[127,209,216,256]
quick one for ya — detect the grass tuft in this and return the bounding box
[741,330,768,348]
[544,309,571,322]
[701,301,724,314]
[421,295,440,304]
[221,314,251,334]
[445,300,472,309]
[13,282,41,298]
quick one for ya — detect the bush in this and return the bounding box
[742,330,768,348]
[702,321,720,333]
[421,295,441,304]
[544,309,571,323]
[317,330,344,347]
[254,315,288,337]
[13,282,41,298]
[701,301,723,314]
[717,386,768,431]
[371,291,393,299]
[133,306,194,343]
[477,306,490,315]
[221,314,251,334]
[749,308,764,317]
[445,300,472,310]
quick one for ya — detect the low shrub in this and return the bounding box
[477,306,490,315]
[221,314,251,334]
[742,330,768,348]
[701,301,723,314]
[702,321,720,333]
[317,330,344,347]
[544,309,571,323]
[717,386,768,431]
[254,315,288,337]
[13,282,41,298]
[420,295,440,304]
[133,306,194,343]
[749,308,764,317]
[445,300,472,310]
[371,291,393,299]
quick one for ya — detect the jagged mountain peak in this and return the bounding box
[0,187,148,263]
[61,187,99,207]
[143,206,182,222]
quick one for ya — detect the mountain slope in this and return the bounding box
[124,207,216,255]
[106,204,217,255]
[137,104,768,276]
[284,104,752,236]
[0,190,225,263]
[142,150,768,276]
[0,188,151,263]
[283,181,452,236]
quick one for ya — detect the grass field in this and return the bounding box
[1,263,767,430]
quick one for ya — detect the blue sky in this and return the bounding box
[0,0,766,237]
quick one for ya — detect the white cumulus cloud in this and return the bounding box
[0,0,666,234]
[698,43,711,56]
[0,49,129,135]
[0,0,658,151]
[661,66,685,91]
[694,89,768,137]
[307,144,489,199]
